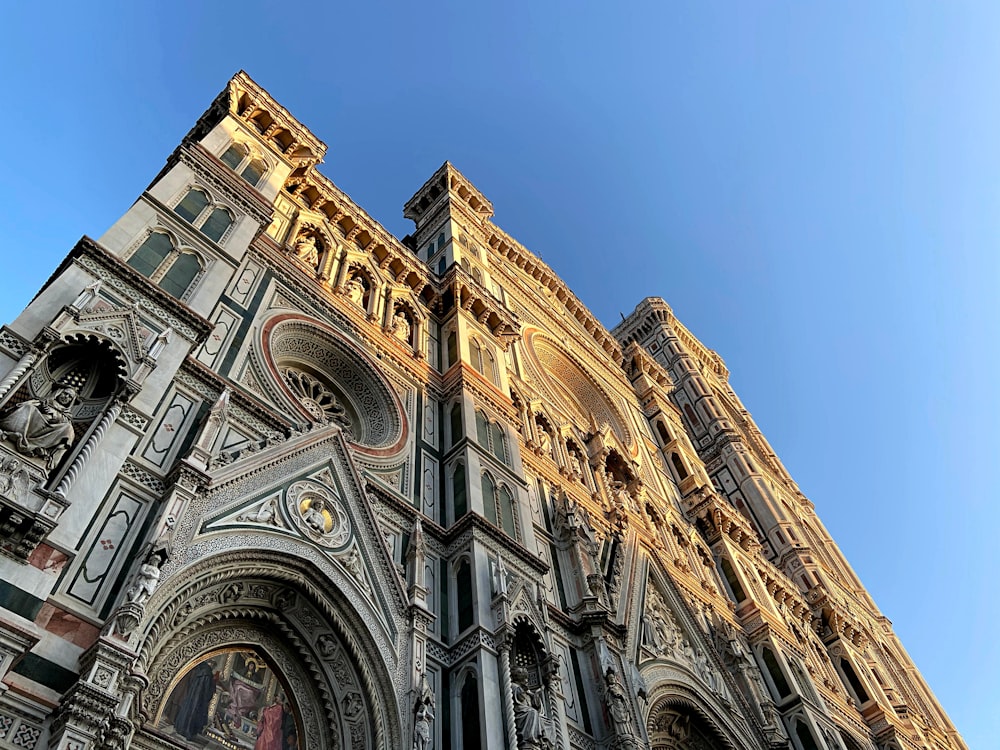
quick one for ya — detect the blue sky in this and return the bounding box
[1,3,994,746]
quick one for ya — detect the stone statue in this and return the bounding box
[413,675,435,750]
[126,552,163,604]
[394,309,412,344]
[0,386,77,470]
[346,275,367,307]
[641,611,662,651]
[302,498,327,534]
[294,234,320,267]
[413,701,433,750]
[511,667,552,748]
[607,481,629,533]
[603,666,634,737]
[536,428,551,458]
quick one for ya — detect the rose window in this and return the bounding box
[280,367,354,438]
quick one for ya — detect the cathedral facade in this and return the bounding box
[0,72,965,750]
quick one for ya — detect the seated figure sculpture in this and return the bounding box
[511,667,553,749]
[0,386,77,470]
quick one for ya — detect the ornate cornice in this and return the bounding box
[227,71,326,167]
[487,227,623,361]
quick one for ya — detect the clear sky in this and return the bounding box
[1,3,995,746]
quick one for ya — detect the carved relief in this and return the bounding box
[286,481,351,549]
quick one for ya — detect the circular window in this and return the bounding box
[263,316,404,450]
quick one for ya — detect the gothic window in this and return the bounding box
[453,462,467,519]
[476,410,489,445]
[655,420,671,446]
[242,159,266,185]
[460,671,481,750]
[794,720,821,750]
[759,646,793,700]
[481,473,498,526]
[490,422,507,462]
[220,142,268,187]
[174,188,209,222]
[126,231,172,277]
[480,472,520,540]
[470,338,498,386]
[456,559,473,632]
[837,657,871,705]
[670,452,689,481]
[470,338,484,373]
[683,402,701,430]
[173,188,235,244]
[447,331,458,368]
[221,143,246,169]
[475,411,508,465]
[126,230,204,299]
[718,557,747,602]
[498,485,517,538]
[449,402,463,447]
[201,207,234,242]
[159,251,202,298]
[483,350,497,385]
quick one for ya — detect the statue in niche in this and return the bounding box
[412,674,435,750]
[607,481,630,534]
[537,429,551,457]
[0,385,78,470]
[511,667,553,748]
[568,447,583,477]
[125,551,164,605]
[393,308,412,344]
[346,274,367,307]
[603,666,634,737]
[347,273,368,307]
[293,233,320,267]
[413,701,433,750]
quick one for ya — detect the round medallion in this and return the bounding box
[286,481,350,549]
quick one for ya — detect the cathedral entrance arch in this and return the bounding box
[646,696,738,750]
[132,550,402,750]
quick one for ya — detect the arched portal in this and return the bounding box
[132,550,402,750]
[646,698,735,750]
